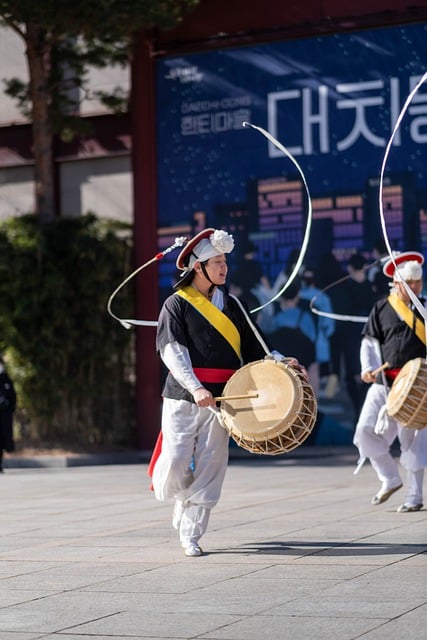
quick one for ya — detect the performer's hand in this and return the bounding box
[286,357,309,380]
[193,387,216,408]
[266,353,308,380]
[361,370,377,384]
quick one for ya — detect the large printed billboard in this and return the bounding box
[156,22,427,293]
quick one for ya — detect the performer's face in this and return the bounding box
[395,278,423,302]
[205,254,228,285]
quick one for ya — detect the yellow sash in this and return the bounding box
[177,286,241,358]
[388,293,426,345]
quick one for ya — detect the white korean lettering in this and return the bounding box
[336,80,385,150]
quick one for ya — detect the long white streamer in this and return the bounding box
[242,122,313,313]
[308,76,427,330]
[378,71,427,352]
[311,306,368,324]
[230,293,271,356]
[107,236,187,328]
[308,263,377,324]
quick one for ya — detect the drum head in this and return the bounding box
[386,357,427,429]
[386,358,422,416]
[220,359,304,441]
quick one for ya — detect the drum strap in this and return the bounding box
[177,286,241,358]
[388,293,426,345]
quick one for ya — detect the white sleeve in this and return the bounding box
[160,341,203,394]
[360,336,382,375]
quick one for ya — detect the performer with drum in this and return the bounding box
[353,251,427,512]
[150,228,305,556]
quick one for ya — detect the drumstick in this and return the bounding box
[214,393,259,402]
[371,362,390,377]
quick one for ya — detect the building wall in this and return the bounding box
[0,165,33,219]
[0,24,132,222]
[0,25,27,125]
[60,156,131,220]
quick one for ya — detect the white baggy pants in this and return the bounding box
[152,398,229,546]
[353,383,401,489]
[354,383,427,503]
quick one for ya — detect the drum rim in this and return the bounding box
[386,357,425,415]
[220,359,308,440]
[219,359,318,450]
[386,357,427,429]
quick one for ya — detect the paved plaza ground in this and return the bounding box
[0,449,426,640]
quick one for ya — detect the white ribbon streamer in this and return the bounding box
[242,122,313,313]
[311,306,368,324]
[308,262,378,324]
[107,236,187,328]
[308,75,427,330]
[378,71,427,352]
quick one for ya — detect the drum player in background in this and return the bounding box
[353,251,427,512]
[150,228,305,557]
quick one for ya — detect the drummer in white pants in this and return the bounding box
[353,251,426,512]
[150,229,277,556]
[152,396,229,543]
[354,364,427,511]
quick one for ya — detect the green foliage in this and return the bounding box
[0,214,136,449]
[0,1,199,36]
[0,0,199,135]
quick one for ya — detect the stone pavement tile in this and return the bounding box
[398,551,427,567]
[0,591,186,635]
[33,637,161,640]
[267,594,426,619]
[198,616,389,640]
[0,589,59,607]
[160,575,340,615]
[35,637,161,640]
[1,544,142,563]
[79,562,269,594]
[0,561,64,577]
[237,562,379,580]
[288,550,424,568]
[322,568,427,601]
[1,588,244,639]
[350,603,427,639]
[0,565,146,591]
[0,634,42,640]
[72,611,241,639]
[375,561,427,588]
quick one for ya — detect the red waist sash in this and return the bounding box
[385,368,400,382]
[193,367,236,383]
[148,367,236,489]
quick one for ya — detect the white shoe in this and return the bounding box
[371,483,402,505]
[172,500,184,530]
[183,543,203,557]
[397,503,423,513]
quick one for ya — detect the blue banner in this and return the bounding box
[156,22,427,289]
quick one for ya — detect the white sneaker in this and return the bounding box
[183,543,203,557]
[397,503,423,513]
[371,483,402,505]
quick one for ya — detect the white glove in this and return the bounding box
[374,405,391,435]
[267,350,286,362]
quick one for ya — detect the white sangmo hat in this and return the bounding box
[176,228,234,272]
[383,251,424,281]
